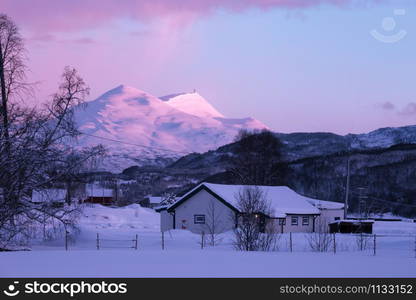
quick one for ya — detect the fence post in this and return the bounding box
[201,231,205,249]
[96,233,100,250]
[373,234,376,256]
[333,233,336,254]
[289,232,293,252]
[161,231,165,250]
[134,234,138,250]
[65,230,68,251]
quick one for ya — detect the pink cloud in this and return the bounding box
[400,103,416,116]
[377,102,416,117]
[71,37,97,45]
[28,34,98,45]
[380,101,395,111]
[2,0,382,33]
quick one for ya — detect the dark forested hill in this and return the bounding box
[122,126,416,217]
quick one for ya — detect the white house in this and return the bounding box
[157,183,344,234]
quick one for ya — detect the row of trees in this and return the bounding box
[0,15,105,249]
[228,129,286,185]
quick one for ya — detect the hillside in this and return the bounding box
[122,126,416,217]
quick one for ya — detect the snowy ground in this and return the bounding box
[1,204,415,278]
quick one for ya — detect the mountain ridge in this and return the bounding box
[166,124,416,170]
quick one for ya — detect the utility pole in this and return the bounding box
[344,157,351,219]
[114,179,118,204]
[357,187,368,219]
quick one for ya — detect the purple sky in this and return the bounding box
[2,0,415,134]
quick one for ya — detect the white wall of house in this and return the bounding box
[173,189,236,234]
[270,210,343,233]
[270,215,317,233]
[160,209,174,232]
[316,209,344,224]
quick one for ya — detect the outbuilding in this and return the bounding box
[329,220,374,234]
[82,184,114,205]
[31,189,67,207]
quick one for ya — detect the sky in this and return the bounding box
[2,0,415,135]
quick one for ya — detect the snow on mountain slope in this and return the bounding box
[349,125,416,149]
[163,92,224,118]
[74,85,267,171]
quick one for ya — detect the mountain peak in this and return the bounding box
[161,91,224,118]
[113,84,147,95]
[94,84,149,101]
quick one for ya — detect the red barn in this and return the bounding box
[82,184,114,205]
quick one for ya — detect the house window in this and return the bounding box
[302,216,309,226]
[334,217,340,221]
[291,216,298,226]
[279,218,286,225]
[194,214,205,224]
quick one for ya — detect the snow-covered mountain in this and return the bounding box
[74,85,267,170]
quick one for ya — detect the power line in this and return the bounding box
[366,196,416,208]
[349,189,416,208]
[80,132,190,155]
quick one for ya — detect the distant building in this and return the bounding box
[31,189,67,207]
[142,195,179,209]
[140,196,163,209]
[82,184,114,205]
[157,182,343,234]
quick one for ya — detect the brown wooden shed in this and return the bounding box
[329,220,374,234]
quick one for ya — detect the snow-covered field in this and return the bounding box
[1,204,415,278]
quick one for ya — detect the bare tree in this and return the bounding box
[0,14,28,214]
[0,19,105,249]
[204,199,224,246]
[232,186,277,251]
[160,192,177,206]
[0,14,26,147]
[306,217,333,252]
[355,232,372,251]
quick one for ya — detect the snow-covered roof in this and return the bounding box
[31,189,67,203]
[86,184,113,197]
[147,196,163,204]
[154,205,169,212]
[307,198,344,210]
[171,183,320,218]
